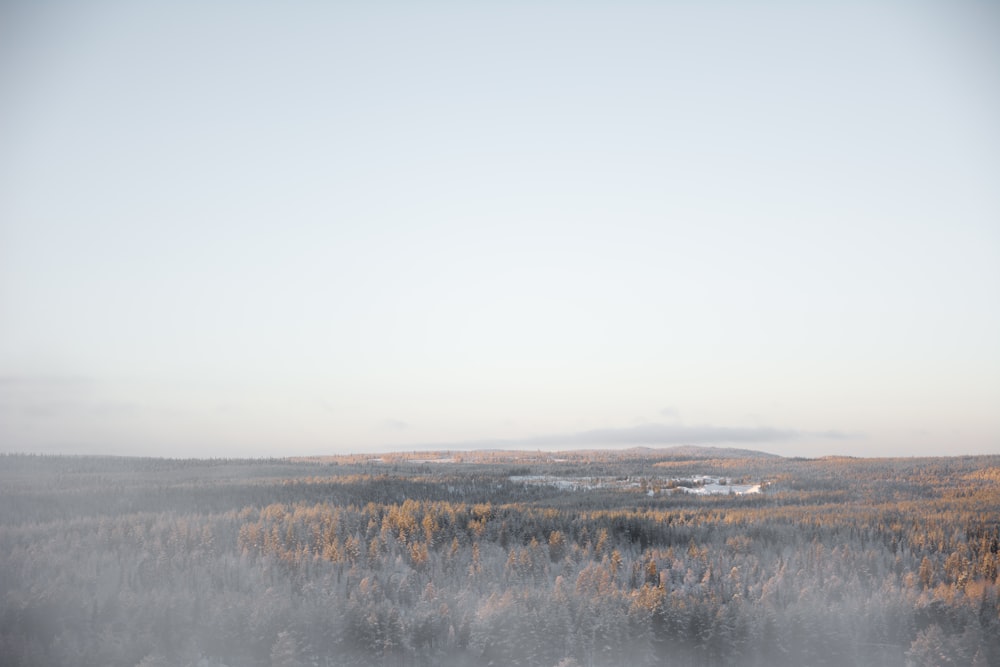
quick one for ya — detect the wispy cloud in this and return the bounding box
[410,422,857,450]
[0,375,94,388]
[0,376,147,420]
[0,375,93,420]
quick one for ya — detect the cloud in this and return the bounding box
[0,376,146,421]
[811,429,857,440]
[0,375,93,388]
[382,419,409,430]
[0,375,94,412]
[92,401,144,417]
[411,422,857,450]
[21,401,79,418]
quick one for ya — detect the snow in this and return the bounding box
[679,482,761,496]
[509,474,765,496]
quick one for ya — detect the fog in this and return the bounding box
[2,451,998,666]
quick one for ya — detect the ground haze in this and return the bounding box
[1,448,998,666]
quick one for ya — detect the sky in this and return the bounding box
[1,1,998,458]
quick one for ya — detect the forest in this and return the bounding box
[1,447,998,667]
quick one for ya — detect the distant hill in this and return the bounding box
[631,445,781,460]
[293,445,781,465]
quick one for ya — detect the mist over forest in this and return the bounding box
[1,448,998,667]
[3,2,999,665]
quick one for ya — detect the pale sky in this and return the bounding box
[2,1,998,458]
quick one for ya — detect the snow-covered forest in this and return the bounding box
[1,449,998,666]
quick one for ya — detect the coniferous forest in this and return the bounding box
[1,448,999,667]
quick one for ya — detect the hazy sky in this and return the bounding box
[2,1,998,458]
